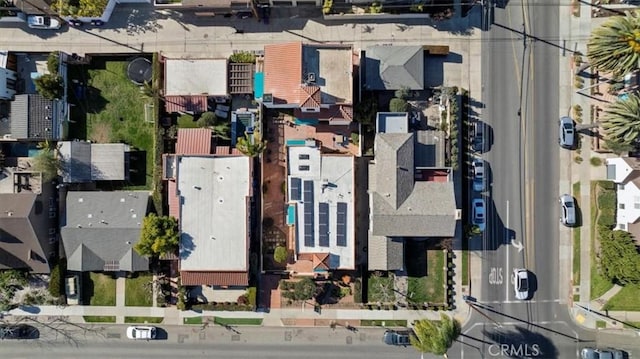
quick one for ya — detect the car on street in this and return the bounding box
[382,330,410,346]
[580,347,624,359]
[472,159,486,192]
[471,122,485,153]
[126,326,157,340]
[559,194,577,227]
[27,15,61,30]
[558,116,575,149]
[512,268,530,300]
[472,198,486,232]
[0,324,37,339]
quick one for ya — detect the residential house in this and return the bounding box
[163,128,252,291]
[605,157,640,238]
[0,192,56,273]
[286,144,355,275]
[363,46,424,91]
[0,51,18,101]
[58,141,131,183]
[1,94,60,141]
[60,191,150,272]
[367,118,458,271]
[163,58,228,114]
[259,42,354,125]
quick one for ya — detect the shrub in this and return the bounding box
[574,156,583,164]
[293,278,316,301]
[177,114,198,128]
[279,280,295,291]
[322,0,333,14]
[237,295,249,305]
[598,180,615,190]
[229,51,256,64]
[47,52,60,74]
[246,287,257,308]
[590,157,603,167]
[350,132,359,146]
[353,279,362,303]
[389,98,409,112]
[274,246,288,264]
[48,259,65,298]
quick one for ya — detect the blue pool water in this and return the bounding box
[287,204,296,226]
[294,118,319,126]
[254,72,264,99]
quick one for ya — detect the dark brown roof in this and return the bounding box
[181,271,249,286]
[164,95,208,114]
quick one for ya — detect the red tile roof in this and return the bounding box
[181,271,249,286]
[264,42,303,105]
[214,145,242,155]
[300,85,321,108]
[176,128,212,155]
[164,95,208,114]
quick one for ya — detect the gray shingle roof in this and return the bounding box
[58,141,92,183]
[61,191,150,272]
[10,94,54,140]
[364,46,424,90]
[0,193,51,273]
[58,142,129,183]
[374,133,415,210]
[368,235,404,271]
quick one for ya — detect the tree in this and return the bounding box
[33,141,62,182]
[47,52,60,74]
[599,228,640,285]
[587,11,640,76]
[135,213,180,258]
[395,86,411,100]
[196,112,231,140]
[410,314,461,357]
[236,130,267,157]
[274,246,288,264]
[389,98,409,112]
[34,74,63,100]
[601,93,640,147]
[293,278,316,301]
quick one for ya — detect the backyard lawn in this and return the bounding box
[83,272,116,306]
[367,274,395,303]
[67,58,155,188]
[125,273,154,307]
[405,241,445,304]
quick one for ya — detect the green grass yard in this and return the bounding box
[84,272,116,306]
[360,320,407,327]
[184,317,203,325]
[572,182,580,285]
[213,317,263,326]
[125,316,164,324]
[83,316,116,323]
[367,275,395,303]
[125,273,154,307]
[603,284,640,311]
[590,182,614,299]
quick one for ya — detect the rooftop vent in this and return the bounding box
[307,73,316,83]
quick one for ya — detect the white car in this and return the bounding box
[27,15,61,30]
[472,198,486,232]
[558,116,575,149]
[512,269,530,300]
[559,194,577,227]
[472,159,486,192]
[126,326,157,340]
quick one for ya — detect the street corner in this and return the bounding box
[569,304,595,330]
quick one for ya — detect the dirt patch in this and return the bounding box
[90,122,112,143]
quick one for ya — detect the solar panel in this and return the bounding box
[304,201,314,247]
[290,177,301,201]
[318,202,329,247]
[303,181,314,202]
[336,202,347,247]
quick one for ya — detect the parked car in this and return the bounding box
[27,15,61,30]
[382,330,410,346]
[65,275,80,305]
[512,268,529,300]
[581,347,624,359]
[559,194,577,227]
[472,198,486,232]
[0,324,37,339]
[126,326,157,340]
[558,116,575,149]
[472,159,486,192]
[471,122,485,153]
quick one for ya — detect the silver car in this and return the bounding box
[581,347,624,359]
[558,116,575,149]
[472,159,486,192]
[27,15,61,30]
[559,194,577,227]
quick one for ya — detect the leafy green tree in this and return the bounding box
[34,74,63,100]
[587,11,640,76]
[293,277,316,301]
[197,112,217,127]
[274,246,288,264]
[355,96,378,128]
[196,112,230,140]
[410,314,461,357]
[389,98,409,112]
[599,228,640,284]
[47,52,60,74]
[237,130,267,157]
[33,141,62,182]
[135,213,180,258]
[601,93,640,147]
[395,86,411,100]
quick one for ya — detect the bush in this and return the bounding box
[280,280,295,291]
[598,180,615,190]
[237,295,249,305]
[48,259,66,298]
[246,287,257,308]
[353,279,362,303]
[293,278,316,301]
[590,157,603,166]
[574,156,583,164]
[274,246,288,264]
[389,98,409,112]
[47,52,60,74]
[229,51,256,64]
[177,114,198,128]
[322,0,333,14]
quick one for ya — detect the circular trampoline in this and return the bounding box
[127,57,153,85]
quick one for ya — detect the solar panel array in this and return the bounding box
[290,177,301,201]
[303,181,314,247]
[318,202,329,247]
[336,202,347,247]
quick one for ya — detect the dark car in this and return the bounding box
[0,324,37,339]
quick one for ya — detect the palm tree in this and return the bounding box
[587,11,640,76]
[410,314,460,358]
[236,130,267,158]
[601,93,640,147]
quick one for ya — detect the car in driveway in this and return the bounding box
[27,15,61,30]
[580,347,624,359]
[558,116,575,149]
[512,268,529,300]
[382,330,410,346]
[472,198,486,232]
[126,326,157,340]
[65,275,80,305]
[472,159,486,192]
[559,194,577,227]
